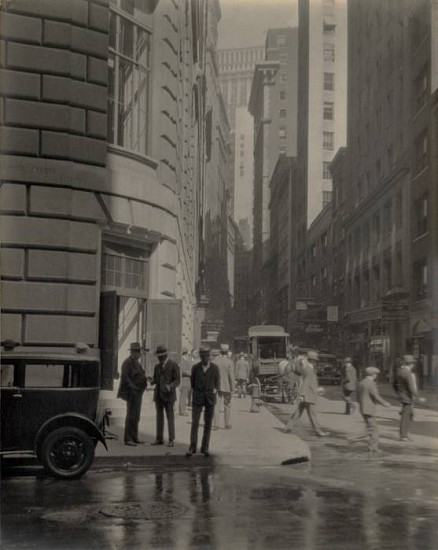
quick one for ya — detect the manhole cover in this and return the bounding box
[100,500,187,520]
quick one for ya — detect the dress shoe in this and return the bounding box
[167,441,174,447]
[185,449,194,457]
[151,440,164,446]
[124,441,137,446]
[134,440,145,444]
[202,451,211,458]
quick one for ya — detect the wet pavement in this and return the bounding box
[2,388,438,550]
[2,460,438,550]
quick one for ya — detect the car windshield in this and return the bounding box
[257,337,287,359]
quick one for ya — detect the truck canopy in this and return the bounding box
[248,325,289,338]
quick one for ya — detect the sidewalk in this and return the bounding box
[94,390,310,468]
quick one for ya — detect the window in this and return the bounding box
[323,43,335,61]
[363,221,370,253]
[108,7,151,155]
[413,259,427,299]
[323,16,336,33]
[321,231,328,249]
[415,132,428,173]
[383,200,392,237]
[280,90,286,100]
[372,212,380,246]
[239,165,244,177]
[25,364,65,388]
[311,275,317,288]
[323,161,331,179]
[384,258,392,292]
[279,108,287,118]
[280,73,287,82]
[1,364,15,387]
[102,244,149,292]
[310,243,317,258]
[323,131,334,149]
[414,66,429,112]
[324,72,335,90]
[279,127,287,139]
[323,191,332,206]
[415,194,428,236]
[323,102,334,120]
[277,35,286,46]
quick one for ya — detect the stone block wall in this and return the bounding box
[0,0,109,347]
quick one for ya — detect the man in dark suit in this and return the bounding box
[117,342,148,446]
[151,345,180,447]
[393,354,425,441]
[186,346,220,458]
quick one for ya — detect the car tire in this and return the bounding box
[40,427,95,480]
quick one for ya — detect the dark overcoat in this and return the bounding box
[117,356,147,401]
[191,362,220,407]
[152,359,180,403]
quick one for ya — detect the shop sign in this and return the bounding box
[382,302,409,322]
[305,323,325,334]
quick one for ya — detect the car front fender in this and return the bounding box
[35,413,108,454]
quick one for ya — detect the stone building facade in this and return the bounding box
[0,0,217,385]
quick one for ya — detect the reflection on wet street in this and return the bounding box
[2,460,438,550]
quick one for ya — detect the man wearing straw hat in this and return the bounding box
[117,342,148,446]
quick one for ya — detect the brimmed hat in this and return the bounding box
[199,346,211,355]
[130,342,144,352]
[365,366,380,375]
[220,343,229,352]
[402,354,415,364]
[182,348,188,354]
[211,349,220,357]
[307,350,319,361]
[155,345,168,356]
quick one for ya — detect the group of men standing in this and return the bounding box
[117,341,425,458]
[117,342,240,457]
[283,349,425,455]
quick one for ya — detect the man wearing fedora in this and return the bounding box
[341,357,357,415]
[284,350,328,437]
[393,354,424,441]
[151,345,180,447]
[213,344,235,430]
[355,366,391,454]
[117,342,148,446]
[186,346,220,457]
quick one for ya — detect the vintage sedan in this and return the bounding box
[1,341,108,479]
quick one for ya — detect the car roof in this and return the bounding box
[1,351,99,363]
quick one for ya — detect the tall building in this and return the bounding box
[290,0,347,333]
[296,0,347,229]
[0,0,217,385]
[199,0,233,348]
[218,46,264,248]
[408,0,438,385]
[249,27,299,322]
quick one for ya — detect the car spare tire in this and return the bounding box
[40,426,95,479]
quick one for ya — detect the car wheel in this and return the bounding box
[40,427,95,480]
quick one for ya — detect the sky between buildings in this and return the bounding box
[218,0,298,49]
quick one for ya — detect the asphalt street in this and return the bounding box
[2,386,438,550]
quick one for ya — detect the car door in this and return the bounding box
[0,361,23,450]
